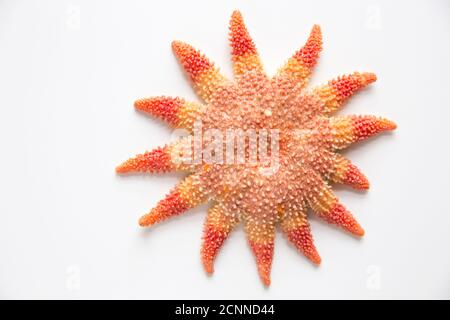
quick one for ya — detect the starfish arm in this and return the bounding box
[245,217,275,286]
[327,153,370,190]
[275,25,322,88]
[134,96,204,131]
[138,174,207,227]
[116,137,195,174]
[327,115,397,150]
[229,10,265,78]
[305,171,365,236]
[280,205,321,264]
[201,203,240,274]
[172,41,228,103]
[311,72,377,114]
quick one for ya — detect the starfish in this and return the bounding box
[117,11,396,286]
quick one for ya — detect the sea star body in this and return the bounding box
[117,11,396,286]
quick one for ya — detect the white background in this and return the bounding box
[1,0,449,299]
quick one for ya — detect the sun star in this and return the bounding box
[117,11,396,286]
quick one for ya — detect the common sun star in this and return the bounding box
[116,11,396,286]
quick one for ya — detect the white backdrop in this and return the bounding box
[1,0,449,299]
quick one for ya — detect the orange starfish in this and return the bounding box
[117,11,396,286]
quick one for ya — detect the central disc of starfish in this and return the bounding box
[117,11,396,286]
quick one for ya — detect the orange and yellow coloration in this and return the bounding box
[117,11,396,286]
[134,97,204,131]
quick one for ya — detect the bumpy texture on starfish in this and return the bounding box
[117,11,396,286]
